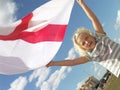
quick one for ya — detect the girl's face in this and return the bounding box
[77,33,96,51]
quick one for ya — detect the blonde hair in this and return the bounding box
[72,27,94,55]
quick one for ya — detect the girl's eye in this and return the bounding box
[82,42,85,46]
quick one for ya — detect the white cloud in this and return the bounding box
[40,81,51,90]
[65,47,76,60]
[40,66,70,90]
[114,10,120,30]
[9,76,28,90]
[0,0,17,25]
[29,67,50,83]
[39,48,76,90]
[35,67,50,87]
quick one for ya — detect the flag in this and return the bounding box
[0,0,74,75]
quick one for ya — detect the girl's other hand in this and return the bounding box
[46,61,54,67]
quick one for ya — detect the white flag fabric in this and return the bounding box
[0,0,74,75]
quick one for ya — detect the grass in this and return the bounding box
[103,74,120,90]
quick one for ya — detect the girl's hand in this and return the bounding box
[46,61,54,67]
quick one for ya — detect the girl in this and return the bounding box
[47,0,120,77]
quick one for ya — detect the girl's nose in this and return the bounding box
[85,41,90,46]
[85,41,88,44]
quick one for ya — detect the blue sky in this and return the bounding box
[0,0,120,90]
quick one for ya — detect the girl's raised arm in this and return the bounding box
[77,0,105,34]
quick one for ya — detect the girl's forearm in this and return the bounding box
[48,60,75,66]
[46,57,89,67]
